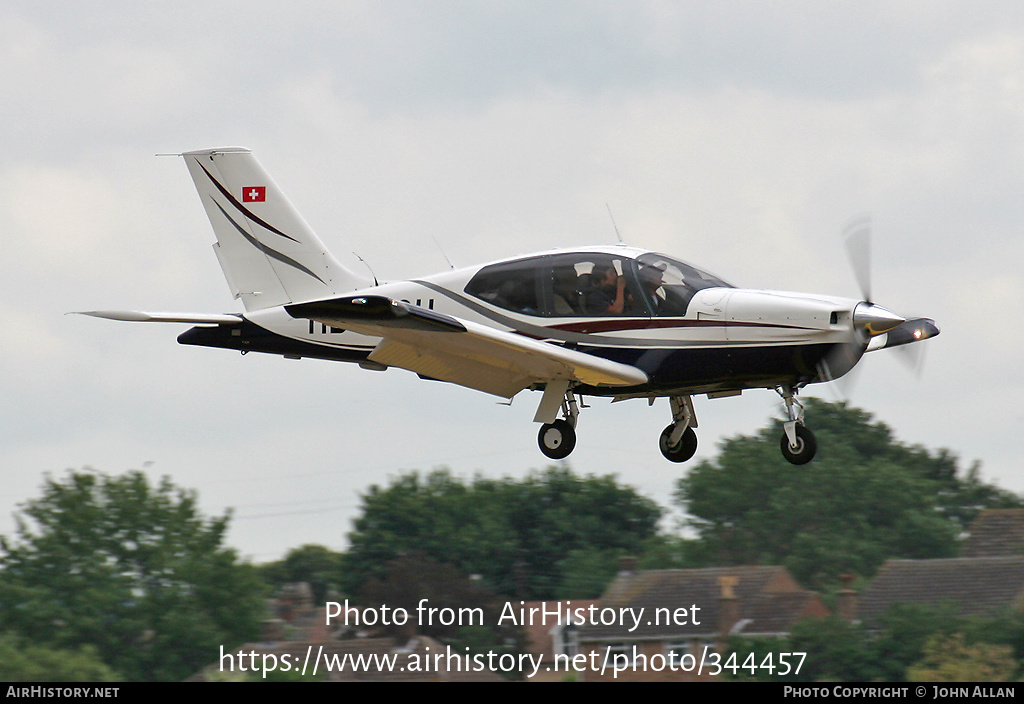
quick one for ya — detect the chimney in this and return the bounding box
[717,575,739,651]
[837,574,858,622]
[618,556,638,575]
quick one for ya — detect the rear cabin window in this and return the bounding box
[464,253,645,317]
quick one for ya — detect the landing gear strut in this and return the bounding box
[777,386,816,465]
[659,395,698,463]
[535,381,580,460]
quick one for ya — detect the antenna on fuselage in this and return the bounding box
[605,203,625,245]
[431,235,456,270]
[352,252,378,286]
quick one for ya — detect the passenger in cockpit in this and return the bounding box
[586,264,627,315]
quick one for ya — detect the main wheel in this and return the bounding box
[780,425,817,465]
[538,419,576,460]
[659,424,698,463]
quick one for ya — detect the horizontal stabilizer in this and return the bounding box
[74,310,243,324]
[287,296,465,333]
[286,295,648,398]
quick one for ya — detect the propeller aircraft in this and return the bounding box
[81,148,939,464]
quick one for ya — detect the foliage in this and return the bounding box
[258,544,344,604]
[907,633,1016,682]
[723,603,1024,682]
[0,632,120,682]
[358,551,525,676]
[555,547,627,598]
[0,469,265,681]
[359,552,505,641]
[675,399,1022,587]
[342,466,661,600]
[785,616,881,682]
[867,603,964,681]
[961,609,1024,664]
[726,616,880,682]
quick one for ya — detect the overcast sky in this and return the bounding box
[2,1,1022,562]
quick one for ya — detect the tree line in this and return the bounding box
[1,399,1020,680]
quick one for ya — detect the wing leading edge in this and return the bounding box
[286,295,649,398]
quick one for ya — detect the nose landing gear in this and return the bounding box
[778,386,817,465]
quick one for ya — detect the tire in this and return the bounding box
[780,425,817,465]
[538,419,576,460]
[659,424,698,463]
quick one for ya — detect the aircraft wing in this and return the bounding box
[75,310,244,324]
[286,296,649,398]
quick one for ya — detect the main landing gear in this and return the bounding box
[659,395,698,463]
[538,419,575,460]
[531,383,816,465]
[778,386,817,465]
[535,381,580,460]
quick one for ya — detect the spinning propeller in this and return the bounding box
[821,216,939,391]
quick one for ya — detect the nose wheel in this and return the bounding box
[777,385,817,465]
[780,424,817,465]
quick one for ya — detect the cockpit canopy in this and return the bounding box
[464,251,732,318]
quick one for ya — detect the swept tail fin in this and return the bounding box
[182,147,369,311]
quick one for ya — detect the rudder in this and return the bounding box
[182,147,368,310]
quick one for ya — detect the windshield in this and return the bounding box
[635,253,733,316]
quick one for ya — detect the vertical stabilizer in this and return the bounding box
[182,147,369,310]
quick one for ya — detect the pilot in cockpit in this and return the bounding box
[638,262,667,314]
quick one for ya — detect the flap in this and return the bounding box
[286,295,648,398]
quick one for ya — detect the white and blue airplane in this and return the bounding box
[82,148,939,464]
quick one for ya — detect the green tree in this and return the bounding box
[907,632,1016,682]
[0,633,120,682]
[358,551,524,674]
[0,470,265,681]
[343,467,661,600]
[259,544,344,604]
[725,605,970,682]
[675,399,1022,587]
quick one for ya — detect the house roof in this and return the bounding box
[962,509,1024,558]
[856,557,1024,627]
[578,565,824,640]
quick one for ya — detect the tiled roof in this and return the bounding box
[579,566,821,640]
[962,509,1024,558]
[856,557,1024,627]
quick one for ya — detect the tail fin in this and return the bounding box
[182,147,369,311]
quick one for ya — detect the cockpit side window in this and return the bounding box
[464,253,646,317]
[636,253,733,316]
[464,258,542,315]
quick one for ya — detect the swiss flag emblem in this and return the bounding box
[242,186,266,202]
